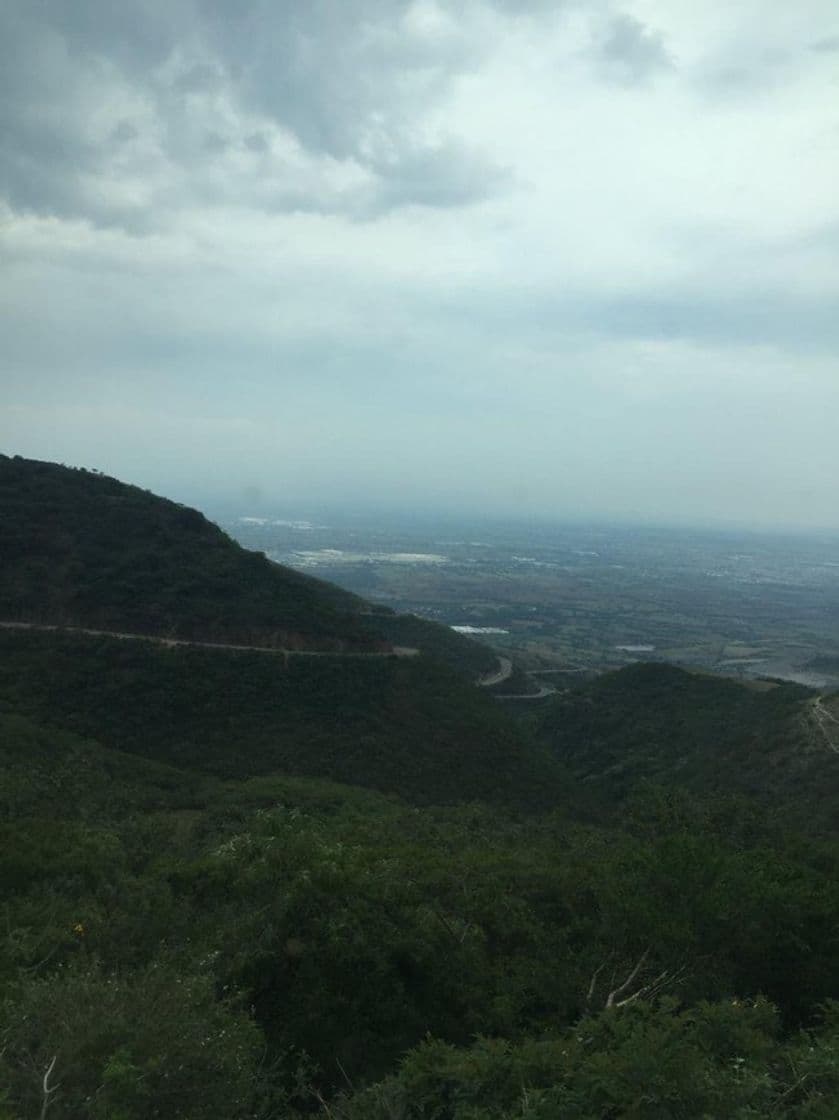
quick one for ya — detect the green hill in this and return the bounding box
[0,454,371,647]
[0,710,209,823]
[0,455,559,808]
[536,662,834,814]
[0,454,495,675]
[0,628,564,807]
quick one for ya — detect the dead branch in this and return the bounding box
[586,948,685,1012]
[40,1055,59,1120]
[586,958,610,1006]
[613,965,684,1008]
[605,948,650,1008]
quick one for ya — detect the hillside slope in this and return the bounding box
[537,662,836,814]
[0,456,559,808]
[0,455,494,675]
[0,710,209,824]
[0,455,372,647]
[0,628,565,807]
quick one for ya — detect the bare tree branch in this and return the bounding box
[586,949,685,1012]
[40,1054,60,1120]
[586,958,609,1006]
[605,948,650,1009]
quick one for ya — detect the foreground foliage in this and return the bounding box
[335,1000,839,1119]
[4,455,839,1116]
[4,713,839,1116]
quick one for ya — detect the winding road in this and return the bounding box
[476,656,558,699]
[0,621,556,699]
[477,657,513,688]
[0,620,419,660]
[492,682,558,701]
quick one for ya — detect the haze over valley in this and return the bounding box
[227,511,839,691]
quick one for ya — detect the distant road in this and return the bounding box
[478,657,561,699]
[477,657,513,688]
[493,683,557,701]
[0,620,419,660]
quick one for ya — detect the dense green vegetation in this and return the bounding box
[5,456,839,1117]
[0,456,492,675]
[362,610,498,676]
[6,727,839,1117]
[535,662,837,820]
[0,710,207,821]
[0,629,562,806]
[0,456,375,647]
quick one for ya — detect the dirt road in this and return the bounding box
[0,620,419,660]
[492,682,557,701]
[477,657,513,688]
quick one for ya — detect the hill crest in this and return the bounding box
[0,454,385,650]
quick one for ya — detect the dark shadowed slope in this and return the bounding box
[0,455,371,648]
[0,456,565,808]
[0,455,494,674]
[536,662,839,820]
[0,628,566,807]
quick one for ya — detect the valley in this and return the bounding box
[225,511,839,690]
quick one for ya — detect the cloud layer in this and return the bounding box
[2,0,838,528]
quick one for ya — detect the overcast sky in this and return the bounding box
[2,1,838,529]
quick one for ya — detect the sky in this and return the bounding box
[2,0,838,530]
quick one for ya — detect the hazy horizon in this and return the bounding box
[2,2,838,531]
[208,489,839,541]
[11,451,839,543]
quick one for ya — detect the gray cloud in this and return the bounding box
[2,1,839,530]
[362,140,512,214]
[413,275,839,359]
[693,21,836,99]
[200,1,452,156]
[173,62,226,95]
[43,0,188,70]
[595,13,672,85]
[243,130,269,153]
[0,0,510,230]
[696,51,797,98]
[0,3,164,228]
[810,34,839,53]
[590,292,839,354]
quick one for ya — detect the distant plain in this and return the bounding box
[225,513,839,690]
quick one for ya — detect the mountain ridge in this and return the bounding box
[535,660,839,825]
[0,455,563,808]
[0,454,495,674]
